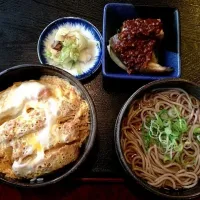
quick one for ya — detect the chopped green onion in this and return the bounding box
[163,155,171,163]
[174,143,183,152]
[194,127,200,134]
[142,107,188,161]
[197,135,200,142]
[168,107,178,118]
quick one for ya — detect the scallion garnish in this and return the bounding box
[142,107,188,161]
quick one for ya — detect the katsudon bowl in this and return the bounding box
[0,64,97,188]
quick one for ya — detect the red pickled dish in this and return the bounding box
[112,19,163,74]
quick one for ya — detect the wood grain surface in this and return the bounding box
[0,0,200,199]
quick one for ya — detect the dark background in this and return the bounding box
[0,0,200,199]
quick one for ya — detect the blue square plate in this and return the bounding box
[102,3,181,81]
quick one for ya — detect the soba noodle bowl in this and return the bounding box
[121,89,200,189]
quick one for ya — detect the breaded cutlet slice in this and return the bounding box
[13,143,80,179]
[0,147,17,179]
[11,119,80,160]
[40,76,81,102]
[10,100,89,160]
[0,108,46,144]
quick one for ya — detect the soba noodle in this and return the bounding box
[121,89,200,189]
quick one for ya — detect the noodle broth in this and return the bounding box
[121,88,200,190]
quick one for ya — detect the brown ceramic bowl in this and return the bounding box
[115,78,200,199]
[0,64,97,188]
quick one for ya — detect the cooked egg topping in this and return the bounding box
[12,97,59,176]
[0,82,45,120]
[0,76,89,178]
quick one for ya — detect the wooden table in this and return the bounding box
[0,0,200,199]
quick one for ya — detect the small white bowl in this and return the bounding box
[37,17,102,80]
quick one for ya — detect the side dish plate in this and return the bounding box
[103,3,181,81]
[37,17,102,80]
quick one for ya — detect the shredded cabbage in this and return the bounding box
[46,28,94,74]
[45,50,52,58]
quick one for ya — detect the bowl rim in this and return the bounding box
[37,17,103,81]
[114,78,200,199]
[102,3,181,81]
[0,64,97,188]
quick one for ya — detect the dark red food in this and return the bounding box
[118,18,163,40]
[111,18,168,74]
[51,41,62,51]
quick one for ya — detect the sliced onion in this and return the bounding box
[107,45,126,71]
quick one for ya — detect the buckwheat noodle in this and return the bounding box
[121,89,200,189]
